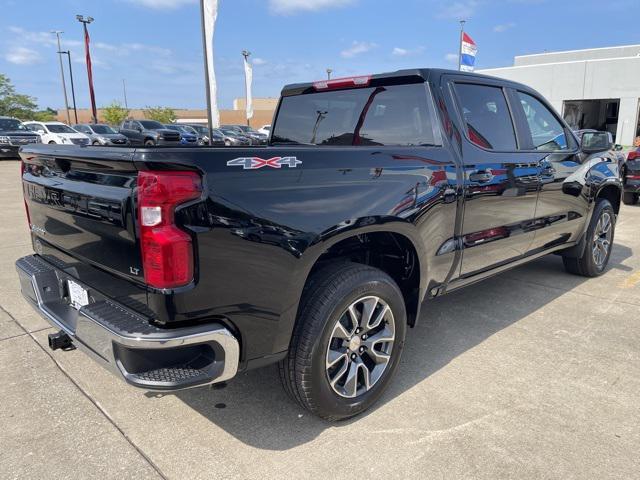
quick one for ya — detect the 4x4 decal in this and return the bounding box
[226,156,302,170]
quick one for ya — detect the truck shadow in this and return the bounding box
[171,243,633,450]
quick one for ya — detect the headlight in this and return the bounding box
[0,136,10,144]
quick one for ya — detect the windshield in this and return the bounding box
[92,125,117,134]
[46,123,77,134]
[164,125,180,131]
[179,125,197,135]
[0,118,27,132]
[140,120,164,129]
[219,128,238,135]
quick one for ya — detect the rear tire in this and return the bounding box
[562,198,615,277]
[144,139,155,146]
[622,192,638,205]
[279,262,406,421]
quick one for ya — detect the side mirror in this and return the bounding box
[581,131,613,154]
[36,129,45,134]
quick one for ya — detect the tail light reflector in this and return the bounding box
[627,151,639,161]
[313,75,371,91]
[137,170,202,289]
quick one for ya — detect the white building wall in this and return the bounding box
[514,45,640,66]
[479,55,640,145]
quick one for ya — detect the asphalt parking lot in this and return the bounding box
[1,159,639,480]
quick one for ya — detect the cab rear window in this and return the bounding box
[272,83,437,147]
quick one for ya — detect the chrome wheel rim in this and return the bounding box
[325,296,395,398]
[592,211,612,267]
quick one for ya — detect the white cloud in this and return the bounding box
[436,1,478,19]
[445,53,459,64]
[493,22,516,32]
[392,46,425,57]
[125,0,196,9]
[340,41,377,58]
[253,58,268,65]
[269,0,356,14]
[8,26,58,47]
[5,47,42,65]
[122,43,172,56]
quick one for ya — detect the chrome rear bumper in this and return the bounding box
[16,255,239,390]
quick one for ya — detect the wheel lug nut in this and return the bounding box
[359,346,365,352]
[361,334,367,340]
[351,354,357,360]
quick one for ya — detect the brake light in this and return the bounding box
[313,75,371,91]
[627,151,639,161]
[137,170,202,289]
[21,161,31,227]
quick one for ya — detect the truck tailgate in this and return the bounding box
[20,145,143,283]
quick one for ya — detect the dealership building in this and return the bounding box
[478,44,640,146]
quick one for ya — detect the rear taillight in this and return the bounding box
[313,75,371,91]
[21,161,31,227]
[627,151,639,161]
[137,170,202,289]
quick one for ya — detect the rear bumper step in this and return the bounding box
[15,254,239,391]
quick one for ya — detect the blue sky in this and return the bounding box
[0,0,637,111]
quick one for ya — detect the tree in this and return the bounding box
[0,73,38,119]
[31,108,57,122]
[144,106,176,124]
[102,101,129,126]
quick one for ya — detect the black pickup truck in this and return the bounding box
[16,69,622,420]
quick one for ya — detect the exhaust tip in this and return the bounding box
[48,330,73,351]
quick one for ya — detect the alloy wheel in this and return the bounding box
[592,211,612,267]
[325,296,395,398]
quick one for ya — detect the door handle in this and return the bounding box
[469,170,493,183]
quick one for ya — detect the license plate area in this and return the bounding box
[68,280,89,310]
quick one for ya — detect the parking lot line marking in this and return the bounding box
[619,270,640,289]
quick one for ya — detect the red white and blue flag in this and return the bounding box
[459,32,477,72]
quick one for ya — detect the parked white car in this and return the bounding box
[258,124,271,136]
[23,121,90,146]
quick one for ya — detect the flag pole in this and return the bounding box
[200,0,214,145]
[458,20,466,71]
[242,50,251,127]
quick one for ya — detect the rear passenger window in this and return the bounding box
[516,92,570,151]
[454,83,517,151]
[272,83,437,146]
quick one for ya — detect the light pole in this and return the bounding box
[122,79,129,110]
[59,50,78,124]
[76,15,98,123]
[326,68,332,80]
[51,31,71,124]
[241,50,251,126]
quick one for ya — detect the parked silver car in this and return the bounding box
[73,124,130,146]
